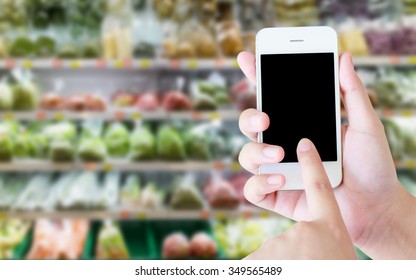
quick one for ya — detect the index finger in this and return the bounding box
[237,51,256,83]
[296,138,343,222]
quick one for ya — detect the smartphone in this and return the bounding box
[256,26,342,190]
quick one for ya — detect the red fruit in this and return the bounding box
[162,233,190,259]
[135,91,159,111]
[113,91,135,107]
[162,91,193,111]
[66,95,87,111]
[189,232,217,259]
[85,95,107,111]
[40,93,65,110]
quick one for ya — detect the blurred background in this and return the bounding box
[0,0,416,260]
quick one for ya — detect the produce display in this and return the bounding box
[0,220,31,259]
[382,117,416,160]
[96,221,130,260]
[169,174,205,210]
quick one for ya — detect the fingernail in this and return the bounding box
[298,139,313,152]
[267,175,282,185]
[250,115,261,127]
[263,146,280,159]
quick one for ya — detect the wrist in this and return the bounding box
[359,181,416,259]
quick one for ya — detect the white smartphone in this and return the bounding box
[256,26,342,190]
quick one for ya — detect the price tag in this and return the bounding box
[213,161,225,171]
[84,163,97,171]
[3,112,14,120]
[405,160,416,169]
[53,112,64,121]
[139,59,151,69]
[22,60,33,69]
[187,59,198,69]
[199,210,210,219]
[401,109,412,117]
[96,59,106,68]
[132,112,142,120]
[170,59,180,69]
[6,59,15,69]
[114,111,124,120]
[231,59,239,68]
[52,59,62,68]
[209,112,220,121]
[408,56,416,65]
[114,60,123,69]
[36,111,46,120]
[230,162,241,171]
[216,212,226,219]
[260,211,270,218]
[120,211,130,219]
[191,111,202,120]
[136,212,146,220]
[242,210,252,219]
[382,109,393,117]
[102,163,113,172]
[124,59,132,68]
[69,60,81,69]
[390,55,400,64]
[215,59,224,68]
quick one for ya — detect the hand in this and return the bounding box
[245,138,356,260]
[237,51,415,258]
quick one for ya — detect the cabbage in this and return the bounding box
[0,83,13,110]
[12,81,39,111]
[130,126,156,161]
[78,137,107,162]
[104,122,130,157]
[0,134,13,161]
[13,133,35,158]
[157,125,186,160]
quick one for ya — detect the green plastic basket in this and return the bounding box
[10,227,33,260]
[149,219,226,260]
[83,221,156,260]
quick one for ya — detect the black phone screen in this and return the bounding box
[260,53,337,162]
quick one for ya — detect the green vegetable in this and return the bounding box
[81,40,100,58]
[192,94,217,111]
[78,137,107,162]
[58,44,79,58]
[104,122,130,157]
[157,125,186,160]
[130,126,156,161]
[185,125,211,160]
[13,133,35,158]
[96,222,130,260]
[169,175,204,210]
[12,81,39,111]
[9,37,34,58]
[34,36,56,57]
[43,122,77,141]
[120,174,141,206]
[32,134,50,159]
[0,134,13,161]
[0,83,13,110]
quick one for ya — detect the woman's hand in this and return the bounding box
[237,51,416,259]
[245,139,356,260]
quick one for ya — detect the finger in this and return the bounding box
[239,142,285,174]
[239,108,270,140]
[237,51,256,83]
[244,174,285,210]
[339,52,381,131]
[297,138,342,221]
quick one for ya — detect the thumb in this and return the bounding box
[339,52,380,131]
[297,138,343,222]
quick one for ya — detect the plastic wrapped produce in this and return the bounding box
[27,219,89,260]
[162,232,190,259]
[135,91,159,111]
[157,125,187,160]
[189,232,217,259]
[120,174,141,207]
[140,182,164,209]
[13,133,35,158]
[169,174,204,210]
[12,81,39,111]
[34,36,56,57]
[49,139,75,162]
[96,172,120,209]
[0,220,31,259]
[13,174,52,211]
[0,131,14,162]
[96,221,130,260]
[32,134,49,159]
[0,175,29,210]
[104,122,130,157]
[78,137,107,162]
[216,20,244,57]
[205,173,240,209]
[185,124,211,160]
[130,125,156,161]
[9,37,35,58]
[57,172,100,209]
[40,94,66,110]
[161,91,192,111]
[0,83,13,110]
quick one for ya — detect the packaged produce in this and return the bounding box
[34,36,56,57]
[104,122,130,157]
[113,91,136,107]
[339,25,370,56]
[0,83,13,110]
[85,94,107,111]
[157,125,187,160]
[13,174,52,211]
[0,175,29,210]
[96,172,120,209]
[0,219,31,259]
[189,232,217,259]
[133,42,155,57]
[153,0,174,19]
[57,44,79,58]
[81,39,101,58]
[27,219,89,260]
[57,172,100,209]
[40,94,66,110]
[185,124,212,160]
[130,125,156,160]
[216,20,244,57]
[96,221,130,260]
[140,182,164,209]
[43,172,78,211]
[191,77,231,109]
[49,139,75,162]
[228,172,251,204]
[12,81,39,111]
[32,134,50,159]
[228,136,248,161]
[205,173,240,209]
[0,124,14,161]
[135,91,159,111]
[13,133,35,159]
[65,95,88,111]
[231,78,256,111]
[120,174,141,207]
[78,121,107,162]
[162,232,190,259]
[169,174,204,209]
[161,91,192,111]
[9,37,35,58]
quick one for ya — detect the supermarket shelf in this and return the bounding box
[0,206,277,220]
[0,58,240,70]
[0,160,242,172]
[0,109,240,121]
[395,160,416,169]
[354,56,416,66]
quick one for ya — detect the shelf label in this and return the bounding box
[216,212,226,219]
[405,160,416,169]
[382,109,393,117]
[199,210,210,219]
[124,59,132,68]
[401,110,412,117]
[136,212,146,220]
[96,59,106,68]
[114,111,124,120]
[6,59,14,69]
[102,163,112,172]
[260,211,270,218]
[52,59,62,68]
[114,60,123,69]
[3,112,14,120]
[389,55,400,64]
[209,112,220,121]
[170,59,180,69]
[215,59,224,68]
[69,60,81,69]
[22,60,32,69]
[120,211,130,219]
[139,59,151,69]
[187,59,198,69]
[191,111,202,120]
[230,162,241,171]
[132,112,142,120]
[231,59,239,68]
[242,210,252,219]
[36,111,46,120]
[408,56,416,65]
[84,163,97,171]
[53,112,64,121]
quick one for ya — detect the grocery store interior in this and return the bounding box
[1,0,416,260]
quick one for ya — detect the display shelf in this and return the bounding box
[0,160,242,172]
[0,109,240,121]
[1,56,415,71]
[395,160,416,169]
[0,206,277,220]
